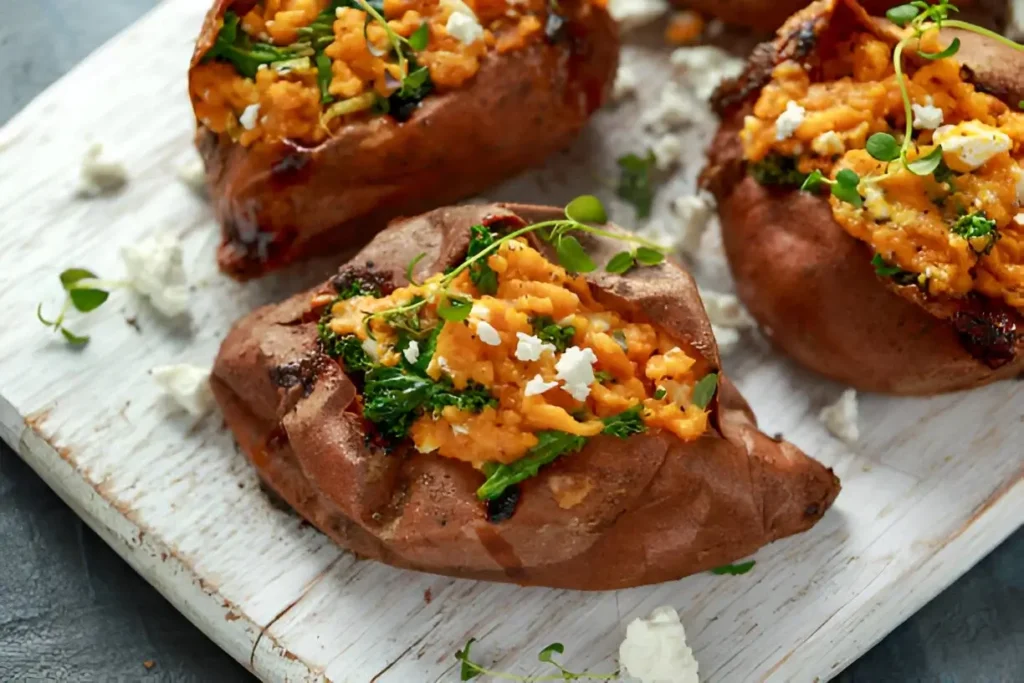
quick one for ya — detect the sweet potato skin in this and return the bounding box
[190,0,618,280]
[212,203,839,590]
[702,0,1024,395]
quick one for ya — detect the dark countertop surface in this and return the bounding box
[0,1,1020,681]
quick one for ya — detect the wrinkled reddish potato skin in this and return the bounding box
[190,0,618,279]
[211,203,839,590]
[676,0,1001,32]
[703,0,1024,395]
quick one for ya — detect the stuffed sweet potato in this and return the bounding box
[702,0,1024,394]
[189,0,617,279]
[211,201,839,589]
[675,0,1003,32]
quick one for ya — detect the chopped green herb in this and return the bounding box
[749,154,807,187]
[906,146,945,176]
[408,21,429,51]
[593,370,614,383]
[612,329,628,352]
[654,386,667,400]
[531,316,575,352]
[800,169,826,193]
[556,235,597,273]
[870,254,920,286]
[691,372,719,409]
[334,277,381,300]
[205,11,303,78]
[886,4,920,26]
[315,53,333,104]
[456,638,618,681]
[616,151,656,219]
[830,169,863,207]
[477,431,586,500]
[386,63,433,121]
[467,225,499,295]
[320,330,374,373]
[711,560,756,575]
[952,211,999,254]
[601,405,646,438]
[427,379,498,415]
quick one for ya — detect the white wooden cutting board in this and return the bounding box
[0,1,1021,681]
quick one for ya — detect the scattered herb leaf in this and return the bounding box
[565,195,608,224]
[691,372,719,409]
[605,251,635,274]
[467,225,499,295]
[438,295,472,322]
[408,21,429,51]
[532,316,575,352]
[616,151,656,219]
[635,246,665,266]
[865,133,901,162]
[800,169,826,193]
[477,431,586,500]
[711,560,756,575]
[556,235,597,273]
[601,405,646,438]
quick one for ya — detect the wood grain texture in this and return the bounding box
[0,2,1020,681]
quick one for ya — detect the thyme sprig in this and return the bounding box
[361,196,666,335]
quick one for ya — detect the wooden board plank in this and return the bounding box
[0,1,1020,681]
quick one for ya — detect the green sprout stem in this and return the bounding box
[459,660,618,682]
[354,0,408,73]
[893,37,915,164]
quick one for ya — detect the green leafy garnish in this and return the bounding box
[334,277,381,300]
[322,333,374,373]
[455,638,618,681]
[611,329,628,352]
[616,151,656,219]
[405,252,427,285]
[919,36,960,60]
[477,431,586,500]
[654,386,667,400]
[437,295,472,322]
[905,146,944,176]
[885,4,920,26]
[556,236,597,273]
[711,560,756,575]
[601,405,646,438]
[531,317,575,352]
[565,195,608,224]
[635,246,665,266]
[37,267,123,345]
[316,53,333,104]
[691,372,719,409]
[385,63,433,121]
[467,225,498,295]
[865,133,901,162]
[408,21,429,51]
[800,169,826,193]
[870,254,920,286]
[205,11,304,78]
[605,251,635,274]
[830,169,863,207]
[750,154,808,187]
[427,379,497,415]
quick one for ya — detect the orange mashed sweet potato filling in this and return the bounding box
[191,0,555,146]
[323,238,711,467]
[741,30,1024,314]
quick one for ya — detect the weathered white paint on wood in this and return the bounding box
[0,2,1020,681]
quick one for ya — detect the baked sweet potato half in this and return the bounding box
[211,201,839,589]
[702,0,1024,394]
[189,0,617,279]
[675,0,1003,32]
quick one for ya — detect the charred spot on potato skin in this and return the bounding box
[952,303,1018,369]
[486,485,521,523]
[804,502,820,518]
[329,267,393,298]
[269,354,323,397]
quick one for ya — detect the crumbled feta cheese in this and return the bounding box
[669,46,744,100]
[619,606,699,683]
[652,134,684,171]
[175,156,206,194]
[811,131,845,157]
[151,364,214,417]
[403,340,420,364]
[612,64,639,101]
[239,104,260,131]
[446,12,484,45]
[470,303,490,320]
[1012,164,1024,206]
[819,389,859,444]
[912,103,944,130]
[76,143,127,197]
[700,288,754,330]
[120,234,189,318]
[640,83,697,135]
[665,192,716,256]
[476,320,502,346]
[555,346,598,401]
[608,0,669,33]
[863,184,890,221]
[361,338,380,361]
[775,101,806,141]
[515,333,556,361]
[933,122,1012,170]
[524,374,559,397]
[1015,213,1024,226]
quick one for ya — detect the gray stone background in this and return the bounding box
[0,1,1020,681]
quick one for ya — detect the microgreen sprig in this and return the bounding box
[36,269,125,345]
[880,1,1024,175]
[455,638,618,682]
[362,196,667,333]
[801,168,863,207]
